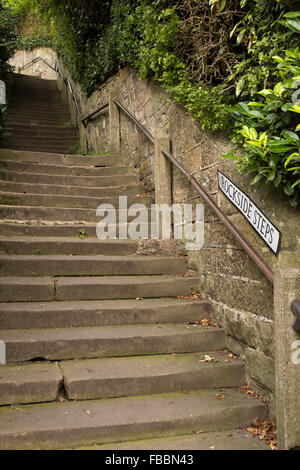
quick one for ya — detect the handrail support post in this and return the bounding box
[154,128,172,236]
[274,268,300,449]
[109,91,120,152]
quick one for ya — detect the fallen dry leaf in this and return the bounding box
[246,419,277,449]
[216,394,225,400]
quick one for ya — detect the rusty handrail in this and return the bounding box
[19,57,56,72]
[55,64,81,116]
[82,103,109,126]
[113,98,275,285]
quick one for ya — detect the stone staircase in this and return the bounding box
[2,73,79,154]
[0,74,267,450]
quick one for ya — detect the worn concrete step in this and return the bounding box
[7,117,71,125]
[0,181,144,198]
[0,389,266,450]
[0,149,121,166]
[0,324,225,363]
[12,74,58,84]
[0,299,209,330]
[0,237,138,256]
[0,160,132,176]
[61,352,245,400]
[2,144,80,154]
[0,205,149,223]
[55,275,196,301]
[78,429,269,450]
[0,277,54,301]
[0,222,150,237]
[0,205,97,222]
[6,124,78,135]
[8,109,70,119]
[6,120,73,129]
[0,275,196,301]
[0,361,62,406]
[0,192,150,210]
[9,104,71,112]
[3,136,79,146]
[0,255,187,277]
[0,170,137,187]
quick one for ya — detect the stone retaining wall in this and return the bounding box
[58,60,300,417]
[9,48,58,80]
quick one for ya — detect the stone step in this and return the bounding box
[0,205,152,223]
[3,136,79,146]
[61,352,245,401]
[77,429,269,450]
[0,324,225,363]
[0,255,187,277]
[0,192,150,210]
[8,109,70,118]
[0,181,144,198]
[0,160,132,176]
[7,116,71,125]
[12,74,58,84]
[0,389,266,450]
[6,124,78,135]
[0,205,100,222]
[0,222,148,237]
[0,352,244,406]
[0,149,121,166]
[3,144,80,154]
[0,275,196,301]
[0,277,54,301]
[0,361,62,406]
[9,103,71,112]
[0,170,137,187]
[0,298,209,329]
[0,236,138,256]
[7,117,71,125]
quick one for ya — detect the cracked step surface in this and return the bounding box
[0,324,225,362]
[0,352,244,406]
[60,351,245,400]
[0,255,187,276]
[0,275,196,302]
[0,361,62,406]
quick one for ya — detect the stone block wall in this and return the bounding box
[9,48,58,80]
[58,61,300,416]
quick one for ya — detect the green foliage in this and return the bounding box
[224,28,300,206]
[1,0,300,206]
[17,36,54,50]
[0,3,17,142]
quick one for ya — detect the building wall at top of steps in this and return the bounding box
[56,59,300,419]
[9,48,58,80]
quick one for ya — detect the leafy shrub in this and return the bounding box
[224,14,300,206]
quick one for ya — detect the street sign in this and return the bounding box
[218,170,281,255]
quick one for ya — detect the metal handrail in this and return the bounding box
[291,300,300,332]
[113,98,275,285]
[55,64,81,116]
[19,56,56,72]
[82,103,109,126]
